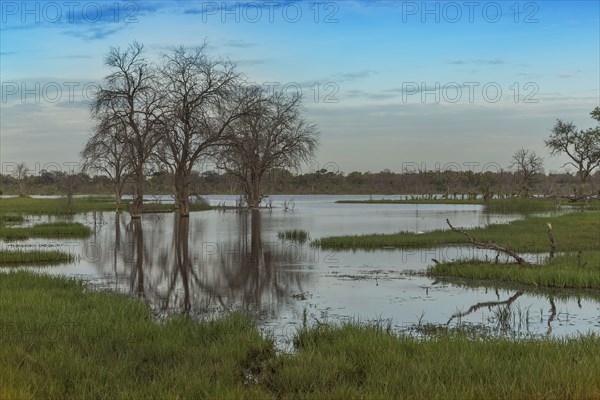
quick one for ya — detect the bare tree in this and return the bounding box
[59,173,78,209]
[509,148,544,197]
[156,45,247,216]
[546,108,600,198]
[13,162,30,197]
[81,119,132,210]
[219,89,319,210]
[91,42,163,218]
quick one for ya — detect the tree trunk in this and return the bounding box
[174,173,190,217]
[115,183,122,213]
[114,212,121,275]
[132,218,144,297]
[18,181,26,197]
[130,167,144,219]
[249,210,263,268]
[577,173,589,199]
[174,216,191,313]
[246,173,262,210]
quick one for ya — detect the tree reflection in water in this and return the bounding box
[102,211,308,318]
[128,218,146,299]
[447,291,564,336]
[85,209,599,338]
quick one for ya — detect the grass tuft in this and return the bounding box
[0,214,25,223]
[0,222,92,240]
[428,251,600,289]
[0,250,74,265]
[278,229,310,243]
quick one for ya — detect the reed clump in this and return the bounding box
[0,250,74,265]
[278,229,310,243]
[0,222,92,240]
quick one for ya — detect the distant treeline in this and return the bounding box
[1,168,599,198]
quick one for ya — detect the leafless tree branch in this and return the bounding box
[446,219,529,266]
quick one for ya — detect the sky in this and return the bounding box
[1,0,599,177]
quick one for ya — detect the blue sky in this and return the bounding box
[1,0,598,175]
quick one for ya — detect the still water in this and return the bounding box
[4,195,600,346]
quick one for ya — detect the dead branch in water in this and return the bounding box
[445,219,529,266]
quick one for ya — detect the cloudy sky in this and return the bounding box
[1,0,598,176]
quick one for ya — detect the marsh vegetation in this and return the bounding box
[314,208,599,252]
[278,229,310,243]
[2,271,600,399]
[1,108,599,398]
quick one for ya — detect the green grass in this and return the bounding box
[484,198,566,213]
[0,271,273,399]
[315,210,600,252]
[337,198,483,204]
[336,197,594,214]
[3,271,600,399]
[278,229,310,243]
[0,214,25,223]
[428,251,600,289]
[0,222,92,240]
[267,322,600,399]
[0,250,73,265]
[0,196,119,215]
[0,197,212,215]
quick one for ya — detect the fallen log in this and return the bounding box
[445,219,529,266]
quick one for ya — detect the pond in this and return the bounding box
[4,195,599,347]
